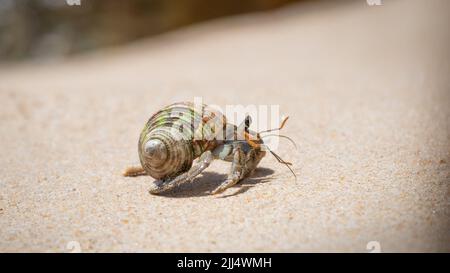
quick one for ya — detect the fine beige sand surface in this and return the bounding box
[0,0,449,252]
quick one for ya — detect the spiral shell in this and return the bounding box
[138,102,225,180]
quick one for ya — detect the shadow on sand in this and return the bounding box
[155,167,275,198]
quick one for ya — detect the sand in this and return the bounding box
[0,0,449,252]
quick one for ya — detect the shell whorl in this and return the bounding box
[139,102,225,180]
[139,128,193,179]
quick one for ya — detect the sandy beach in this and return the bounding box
[0,0,449,252]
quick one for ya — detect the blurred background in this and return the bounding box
[0,0,304,61]
[1,0,449,253]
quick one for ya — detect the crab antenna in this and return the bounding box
[262,144,297,180]
[259,116,289,134]
[261,134,297,150]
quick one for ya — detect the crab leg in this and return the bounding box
[149,151,213,194]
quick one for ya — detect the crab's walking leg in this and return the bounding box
[212,145,246,194]
[149,151,213,194]
[242,148,265,178]
[212,145,266,194]
[123,166,146,177]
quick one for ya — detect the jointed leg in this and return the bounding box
[212,145,245,194]
[241,148,265,178]
[212,146,265,194]
[149,151,213,194]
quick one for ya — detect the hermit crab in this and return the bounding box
[123,102,295,194]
